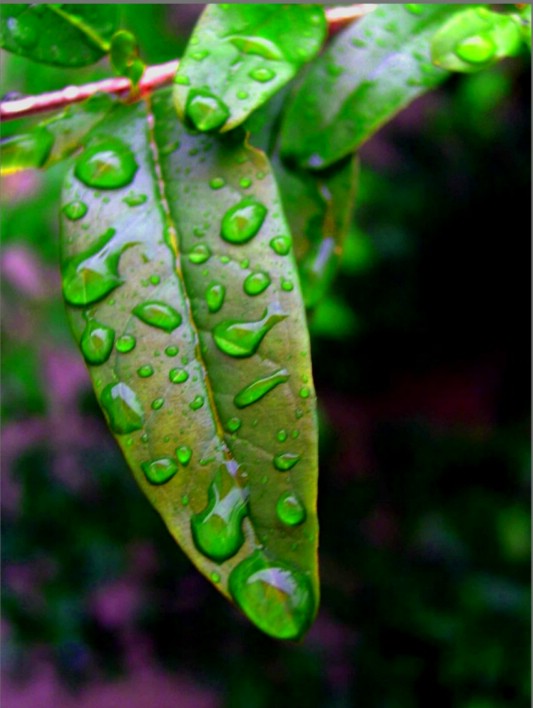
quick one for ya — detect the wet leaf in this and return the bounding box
[281,4,467,169]
[174,4,326,133]
[59,88,319,640]
[110,29,145,85]
[0,4,118,67]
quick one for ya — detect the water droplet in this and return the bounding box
[273,453,301,471]
[182,494,189,506]
[137,364,154,378]
[63,200,88,221]
[243,271,271,296]
[226,417,241,433]
[191,465,248,562]
[149,275,160,286]
[236,90,249,100]
[455,34,496,64]
[165,345,179,357]
[189,244,211,264]
[191,49,209,61]
[141,433,149,443]
[142,457,178,485]
[62,228,129,306]
[75,137,138,189]
[239,177,252,189]
[186,89,230,132]
[291,430,300,439]
[299,386,310,399]
[175,74,190,86]
[228,550,315,640]
[211,572,221,583]
[404,3,424,15]
[249,67,276,83]
[116,334,136,353]
[169,367,188,384]
[213,306,286,358]
[189,395,204,410]
[100,382,144,434]
[205,282,226,313]
[231,36,283,60]
[270,236,291,256]
[209,177,225,190]
[176,445,192,465]
[133,301,182,332]
[234,369,289,408]
[151,397,164,410]
[295,408,304,419]
[326,63,343,78]
[277,429,288,443]
[80,319,114,365]
[221,198,267,245]
[281,278,294,292]
[276,492,306,526]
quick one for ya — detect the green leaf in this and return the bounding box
[59,88,319,640]
[110,30,145,85]
[0,94,117,176]
[281,4,468,169]
[431,7,524,73]
[173,4,327,133]
[0,4,118,67]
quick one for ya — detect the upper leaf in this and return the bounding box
[280,4,468,169]
[59,89,319,640]
[173,4,327,133]
[0,4,118,67]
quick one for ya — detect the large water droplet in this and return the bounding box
[191,465,248,562]
[75,137,138,189]
[213,306,286,358]
[142,457,178,485]
[249,67,276,83]
[206,282,226,313]
[133,301,182,332]
[176,445,192,466]
[276,492,306,526]
[63,200,88,221]
[186,89,230,132]
[230,36,283,60]
[221,198,267,245]
[234,369,289,408]
[100,382,144,434]
[189,244,211,264]
[116,334,136,353]
[273,453,301,471]
[226,417,241,433]
[80,319,114,365]
[62,228,128,306]
[455,34,496,64]
[243,271,271,296]
[228,551,315,640]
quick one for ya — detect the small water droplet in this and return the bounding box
[211,572,221,583]
[189,395,204,410]
[226,417,241,433]
[115,334,136,353]
[281,278,294,292]
[123,192,147,207]
[186,89,230,132]
[220,255,231,264]
[75,137,138,189]
[191,49,209,61]
[249,67,276,83]
[165,345,179,357]
[142,457,178,485]
[151,397,164,410]
[273,452,301,471]
[228,550,315,640]
[239,177,252,189]
[270,236,291,256]
[182,494,189,506]
[188,243,211,264]
[276,492,306,526]
[100,382,144,434]
[404,3,424,15]
[176,445,192,465]
[455,34,496,64]
[175,74,190,86]
[213,306,286,358]
[221,198,267,245]
[234,369,290,408]
[138,364,154,378]
[80,319,114,365]
[63,200,88,221]
[133,301,182,332]
[205,282,226,313]
[352,37,366,48]
[191,465,248,562]
[291,430,300,439]
[169,367,188,384]
[236,90,249,100]
[141,433,149,443]
[299,386,310,399]
[277,429,288,443]
[243,271,271,296]
[295,408,304,419]
[231,36,283,60]
[209,177,225,190]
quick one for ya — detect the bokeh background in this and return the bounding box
[1,5,530,707]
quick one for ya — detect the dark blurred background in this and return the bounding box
[1,5,530,708]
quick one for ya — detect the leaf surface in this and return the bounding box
[59,88,319,640]
[0,4,118,67]
[173,4,326,133]
[280,4,468,169]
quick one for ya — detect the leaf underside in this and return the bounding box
[60,88,319,640]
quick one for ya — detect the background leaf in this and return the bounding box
[59,89,319,640]
[173,3,326,133]
[280,4,467,169]
[0,4,118,67]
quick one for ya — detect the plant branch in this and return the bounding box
[0,4,375,122]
